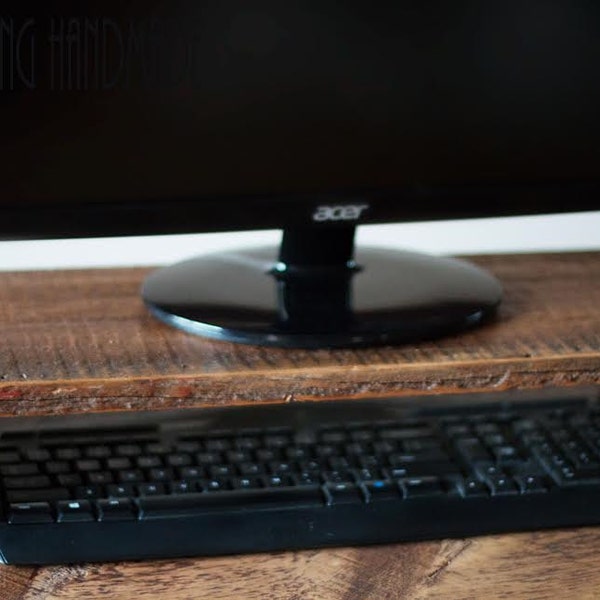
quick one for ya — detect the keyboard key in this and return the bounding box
[264,475,293,487]
[380,427,433,440]
[444,424,470,438]
[207,464,232,478]
[118,469,145,483]
[563,443,600,470]
[512,418,538,433]
[7,488,70,503]
[484,434,507,447]
[255,448,278,462]
[169,480,196,494]
[555,469,600,487]
[75,485,103,499]
[46,461,71,475]
[487,476,519,496]
[226,450,251,463]
[387,467,408,479]
[84,446,111,459]
[86,471,114,485]
[358,455,381,468]
[138,486,324,519]
[263,434,291,448]
[146,443,171,455]
[1,463,39,477]
[320,431,347,444]
[201,478,229,491]
[460,478,489,498]
[372,441,395,454]
[147,468,173,482]
[323,470,354,484]
[57,473,83,488]
[315,445,338,458]
[365,480,401,501]
[137,483,166,496]
[8,502,54,524]
[4,475,51,489]
[204,438,231,452]
[106,483,135,497]
[57,500,94,522]
[355,468,383,482]
[137,455,162,469]
[178,466,203,479]
[269,461,293,474]
[166,454,192,467]
[455,437,492,459]
[345,443,368,456]
[389,453,417,466]
[231,477,262,490]
[474,462,505,479]
[325,483,364,505]
[76,459,102,472]
[514,475,548,494]
[402,439,442,453]
[196,452,221,465]
[349,430,375,442]
[0,450,21,464]
[116,444,142,457]
[400,477,445,499]
[297,460,322,473]
[328,457,351,470]
[107,457,133,470]
[286,447,311,460]
[97,498,136,521]
[238,462,263,476]
[235,437,260,450]
[476,423,501,435]
[294,473,320,486]
[404,461,459,479]
[54,447,81,461]
[22,449,51,462]
[492,445,519,463]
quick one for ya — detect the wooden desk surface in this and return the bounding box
[1,252,600,599]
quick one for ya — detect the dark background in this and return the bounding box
[1,1,599,238]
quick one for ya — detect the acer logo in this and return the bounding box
[312,204,370,222]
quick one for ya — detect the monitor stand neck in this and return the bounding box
[142,225,502,348]
[274,227,358,332]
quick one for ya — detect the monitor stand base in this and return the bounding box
[142,227,502,349]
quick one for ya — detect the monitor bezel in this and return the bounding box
[3,180,599,240]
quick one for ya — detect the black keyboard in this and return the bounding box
[2,387,600,564]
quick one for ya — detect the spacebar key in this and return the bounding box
[138,486,324,519]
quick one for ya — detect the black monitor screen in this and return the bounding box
[1,1,599,238]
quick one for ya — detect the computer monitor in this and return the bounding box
[1,2,599,347]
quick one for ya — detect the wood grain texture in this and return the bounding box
[1,253,600,417]
[1,252,600,599]
[4,529,600,600]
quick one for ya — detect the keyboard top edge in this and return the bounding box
[0,386,597,438]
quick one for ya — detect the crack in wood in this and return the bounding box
[424,540,474,585]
